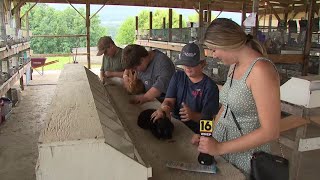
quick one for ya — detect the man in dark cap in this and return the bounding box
[97,36,125,82]
[151,42,219,134]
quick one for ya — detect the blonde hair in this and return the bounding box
[204,18,267,56]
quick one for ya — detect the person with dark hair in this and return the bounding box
[193,18,280,175]
[97,36,125,82]
[151,42,219,134]
[122,44,175,104]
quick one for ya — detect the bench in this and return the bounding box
[36,64,151,180]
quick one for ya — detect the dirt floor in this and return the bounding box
[0,69,319,180]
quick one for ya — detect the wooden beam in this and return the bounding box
[268,54,304,64]
[11,0,27,15]
[32,34,87,38]
[90,0,108,19]
[20,1,38,19]
[163,17,166,29]
[66,0,86,20]
[86,1,90,69]
[267,0,281,21]
[31,53,89,57]
[302,0,314,75]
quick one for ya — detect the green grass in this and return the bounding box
[33,56,100,70]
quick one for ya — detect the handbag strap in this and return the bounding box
[226,64,243,136]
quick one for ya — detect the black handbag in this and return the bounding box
[250,151,289,180]
[226,63,289,180]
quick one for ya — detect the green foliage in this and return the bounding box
[21,4,107,54]
[115,17,136,46]
[115,9,188,45]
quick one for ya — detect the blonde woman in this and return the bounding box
[193,18,281,175]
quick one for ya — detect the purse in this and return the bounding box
[226,63,289,180]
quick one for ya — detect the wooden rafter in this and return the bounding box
[267,0,281,21]
[20,1,39,19]
[11,0,28,15]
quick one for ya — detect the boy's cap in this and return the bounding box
[175,42,205,67]
[97,36,114,56]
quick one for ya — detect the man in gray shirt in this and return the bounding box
[122,44,175,104]
[97,36,125,82]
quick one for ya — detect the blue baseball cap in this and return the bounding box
[175,42,206,67]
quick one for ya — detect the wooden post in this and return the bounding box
[149,11,152,39]
[204,10,208,23]
[268,12,272,36]
[179,14,182,29]
[168,9,172,42]
[199,2,204,42]
[252,0,259,37]
[163,17,166,29]
[26,13,29,39]
[207,4,211,23]
[241,1,247,29]
[302,0,314,76]
[14,2,21,40]
[0,0,6,43]
[86,1,90,69]
[135,16,138,40]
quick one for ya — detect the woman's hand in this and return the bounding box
[191,134,200,145]
[198,136,222,156]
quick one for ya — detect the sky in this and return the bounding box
[46,3,242,26]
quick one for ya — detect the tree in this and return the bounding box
[115,9,188,45]
[21,4,107,54]
[115,17,135,46]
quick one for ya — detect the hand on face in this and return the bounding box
[179,102,193,122]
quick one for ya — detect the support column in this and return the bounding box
[302,0,315,76]
[168,8,172,42]
[0,0,6,43]
[268,7,272,36]
[198,2,204,42]
[204,10,208,23]
[149,11,152,39]
[14,2,21,39]
[207,4,211,23]
[179,14,182,29]
[135,16,138,40]
[163,17,166,29]
[252,0,259,37]
[241,1,247,29]
[26,13,29,39]
[86,1,90,69]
